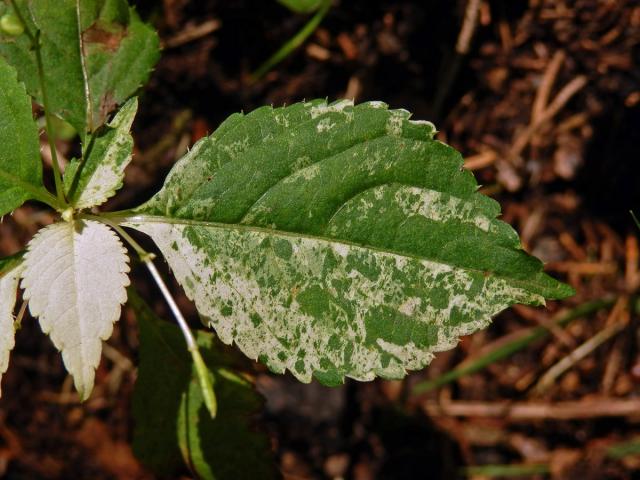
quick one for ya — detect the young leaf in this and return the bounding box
[0,57,44,216]
[0,254,24,396]
[21,220,130,399]
[130,291,279,480]
[0,0,159,136]
[124,99,574,386]
[63,97,137,209]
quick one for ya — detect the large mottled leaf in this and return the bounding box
[130,291,279,480]
[63,97,137,209]
[0,0,159,136]
[0,254,24,396]
[124,99,574,386]
[0,57,44,216]
[21,220,130,399]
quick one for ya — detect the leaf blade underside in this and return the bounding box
[0,256,24,396]
[128,99,574,385]
[21,220,130,399]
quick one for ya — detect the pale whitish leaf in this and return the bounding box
[21,220,130,399]
[0,255,24,396]
[126,99,573,386]
[63,97,137,209]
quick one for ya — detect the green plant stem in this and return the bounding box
[144,260,218,419]
[607,437,640,459]
[66,131,97,203]
[631,210,640,230]
[92,216,218,418]
[34,31,65,204]
[250,0,331,82]
[460,437,640,477]
[412,298,615,394]
[461,463,550,478]
[10,0,65,206]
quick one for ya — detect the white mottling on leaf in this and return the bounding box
[66,98,137,209]
[365,101,388,109]
[399,297,421,316]
[130,99,571,386]
[316,118,336,133]
[130,221,542,385]
[309,99,354,119]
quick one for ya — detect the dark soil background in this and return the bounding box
[1,0,640,479]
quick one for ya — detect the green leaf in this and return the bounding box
[0,0,159,136]
[63,97,137,209]
[0,255,23,396]
[21,219,130,399]
[130,291,279,480]
[277,0,324,13]
[0,57,44,216]
[0,251,24,274]
[125,99,574,386]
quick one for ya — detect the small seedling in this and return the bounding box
[0,0,573,477]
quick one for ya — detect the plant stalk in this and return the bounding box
[10,0,65,206]
[95,217,218,418]
[250,0,331,82]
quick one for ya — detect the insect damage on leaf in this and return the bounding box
[126,99,574,386]
[83,23,128,53]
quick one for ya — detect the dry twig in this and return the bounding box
[532,297,629,395]
[162,19,221,49]
[424,397,640,421]
[510,75,588,163]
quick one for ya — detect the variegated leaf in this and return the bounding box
[63,98,137,209]
[124,99,573,386]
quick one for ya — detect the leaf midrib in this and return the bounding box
[113,213,552,294]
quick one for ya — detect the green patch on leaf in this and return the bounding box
[0,57,44,216]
